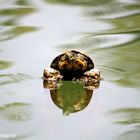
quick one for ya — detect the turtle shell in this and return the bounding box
[50,50,94,80]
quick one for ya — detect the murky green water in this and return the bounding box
[0,0,140,140]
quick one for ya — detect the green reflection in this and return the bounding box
[105,14,140,34]
[1,18,16,26]
[94,35,140,87]
[88,14,140,35]
[0,7,36,16]
[16,0,32,6]
[46,0,113,6]
[0,60,14,70]
[0,3,39,41]
[0,102,31,121]
[109,108,140,125]
[84,1,140,18]
[0,26,39,41]
[0,6,37,27]
[0,73,32,86]
[50,81,93,115]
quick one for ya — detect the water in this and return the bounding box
[0,0,140,140]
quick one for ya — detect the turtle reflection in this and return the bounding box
[43,80,100,115]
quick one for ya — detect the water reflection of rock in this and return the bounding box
[43,80,100,115]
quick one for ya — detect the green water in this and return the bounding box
[0,0,140,140]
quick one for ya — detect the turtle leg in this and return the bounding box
[43,68,63,81]
[82,69,101,90]
[43,68,63,89]
[84,69,100,80]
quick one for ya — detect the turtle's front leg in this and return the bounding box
[84,69,101,81]
[83,69,101,89]
[43,68,63,89]
[72,69,101,90]
[43,68,63,81]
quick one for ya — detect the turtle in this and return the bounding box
[43,50,101,89]
[50,50,94,80]
[43,50,101,115]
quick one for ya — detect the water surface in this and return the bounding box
[0,0,140,140]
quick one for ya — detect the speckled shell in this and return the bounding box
[50,50,94,80]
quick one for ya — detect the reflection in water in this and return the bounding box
[0,60,13,70]
[46,0,140,18]
[0,102,32,121]
[44,80,100,115]
[15,0,31,6]
[108,108,140,140]
[109,108,140,125]
[94,36,140,87]
[0,7,36,16]
[0,26,39,41]
[46,0,113,6]
[0,73,32,86]
[0,3,39,41]
[84,1,140,19]
[0,2,37,139]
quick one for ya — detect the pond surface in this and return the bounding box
[0,0,140,140]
